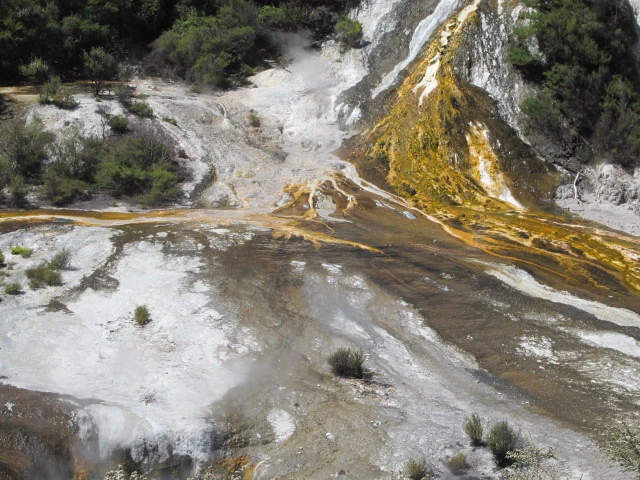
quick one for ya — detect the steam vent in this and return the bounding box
[1,0,640,478]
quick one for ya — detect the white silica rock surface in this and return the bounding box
[0,227,259,461]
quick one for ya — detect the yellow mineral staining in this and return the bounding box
[359,0,509,214]
[350,0,640,299]
[413,0,480,106]
[466,122,523,209]
[271,222,383,253]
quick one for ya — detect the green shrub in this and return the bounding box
[42,172,87,205]
[10,175,29,207]
[108,115,129,134]
[126,101,153,118]
[0,250,4,264]
[4,282,22,295]
[406,457,429,480]
[163,117,178,126]
[115,84,136,107]
[11,246,32,258]
[52,89,78,110]
[335,17,362,51]
[509,0,640,169]
[464,413,484,446]
[506,442,556,479]
[248,112,261,128]
[603,421,640,475]
[84,47,118,96]
[136,166,181,205]
[37,77,77,109]
[327,347,365,378]
[26,262,62,289]
[95,127,180,204]
[49,248,71,270]
[38,76,61,104]
[50,128,104,182]
[507,46,539,68]
[0,117,54,182]
[447,452,469,475]
[487,421,520,467]
[151,6,260,89]
[19,57,50,84]
[134,305,152,326]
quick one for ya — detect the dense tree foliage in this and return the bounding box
[0,0,178,82]
[0,0,360,86]
[149,0,361,87]
[509,0,640,168]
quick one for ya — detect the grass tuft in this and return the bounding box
[487,420,520,467]
[11,246,33,258]
[464,413,484,447]
[4,282,22,295]
[26,262,62,289]
[447,452,469,475]
[406,457,430,480]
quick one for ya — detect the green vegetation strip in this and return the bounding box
[509,0,640,168]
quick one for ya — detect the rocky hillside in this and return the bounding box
[342,0,640,235]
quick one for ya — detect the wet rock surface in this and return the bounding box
[0,203,637,478]
[1,0,640,478]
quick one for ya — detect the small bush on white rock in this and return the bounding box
[406,456,431,480]
[327,347,365,378]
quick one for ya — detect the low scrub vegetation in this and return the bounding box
[1,116,183,207]
[4,282,22,295]
[134,305,152,326]
[248,112,261,128]
[11,246,32,258]
[24,249,70,289]
[108,115,130,134]
[335,16,362,51]
[504,442,557,479]
[49,248,72,270]
[26,262,62,289]
[0,250,4,264]
[327,347,365,378]
[126,101,154,118]
[603,420,640,476]
[446,452,469,475]
[463,415,532,469]
[0,117,55,185]
[406,457,430,480]
[38,77,78,110]
[487,421,521,467]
